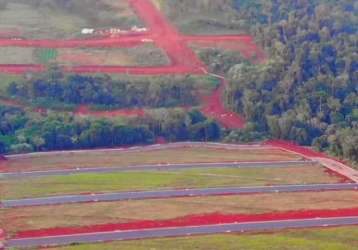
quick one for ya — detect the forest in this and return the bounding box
[217,0,357,163]
[0,105,220,154]
[7,72,198,109]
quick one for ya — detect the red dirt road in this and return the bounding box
[14,207,358,239]
[0,0,266,127]
[201,79,245,129]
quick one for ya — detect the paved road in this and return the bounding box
[0,160,314,179]
[2,183,358,208]
[6,217,358,248]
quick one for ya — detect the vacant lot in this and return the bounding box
[158,0,248,35]
[0,0,142,39]
[0,44,169,66]
[0,164,338,199]
[50,226,358,250]
[2,191,358,236]
[4,147,303,172]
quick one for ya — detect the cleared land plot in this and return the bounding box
[0,165,339,199]
[2,191,358,237]
[48,226,358,250]
[0,0,142,39]
[158,0,248,35]
[3,147,303,172]
[0,45,169,66]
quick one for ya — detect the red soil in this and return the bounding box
[201,79,245,129]
[14,207,358,239]
[75,105,145,118]
[265,140,351,165]
[265,140,325,158]
[57,53,99,65]
[0,157,7,172]
[155,137,167,144]
[0,28,22,38]
[0,98,24,108]
[324,168,352,184]
[0,37,145,48]
[266,140,355,183]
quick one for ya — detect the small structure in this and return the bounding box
[81,28,95,35]
[131,26,147,32]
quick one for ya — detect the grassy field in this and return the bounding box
[0,164,338,199]
[158,0,248,35]
[2,190,358,236]
[0,44,169,66]
[47,226,358,250]
[0,0,141,39]
[4,147,303,172]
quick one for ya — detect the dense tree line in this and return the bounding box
[7,73,198,109]
[0,104,220,154]
[222,0,357,163]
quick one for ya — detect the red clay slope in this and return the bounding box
[14,207,358,239]
[265,140,354,165]
[0,156,7,172]
[201,79,245,129]
[265,140,355,183]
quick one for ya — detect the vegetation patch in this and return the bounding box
[34,48,58,64]
[0,165,337,199]
[0,0,142,39]
[3,145,301,172]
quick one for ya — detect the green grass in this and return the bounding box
[43,226,358,250]
[0,165,339,199]
[35,48,58,64]
[160,0,248,35]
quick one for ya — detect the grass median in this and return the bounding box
[4,147,303,172]
[0,165,339,200]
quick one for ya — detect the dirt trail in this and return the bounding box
[201,79,245,129]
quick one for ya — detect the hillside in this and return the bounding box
[0,1,358,249]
